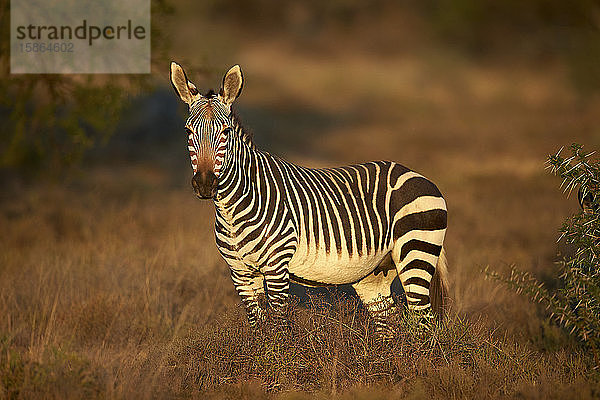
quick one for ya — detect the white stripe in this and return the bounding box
[400,268,432,281]
[405,284,429,296]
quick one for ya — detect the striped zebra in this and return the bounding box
[170,62,449,333]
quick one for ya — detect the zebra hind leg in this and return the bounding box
[351,255,398,339]
[391,229,446,324]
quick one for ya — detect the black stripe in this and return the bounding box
[393,209,447,240]
[314,169,343,255]
[400,259,436,276]
[400,240,441,260]
[306,168,334,253]
[364,163,381,254]
[287,164,312,248]
[289,273,336,287]
[325,170,354,256]
[376,162,391,251]
[336,168,363,256]
[357,165,374,253]
[405,292,429,305]
[404,277,430,289]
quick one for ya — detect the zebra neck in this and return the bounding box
[214,135,261,214]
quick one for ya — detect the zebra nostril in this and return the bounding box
[191,175,200,193]
[206,172,217,196]
[208,172,217,185]
[192,171,217,199]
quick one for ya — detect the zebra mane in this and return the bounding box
[231,109,254,148]
[204,89,217,97]
[199,88,254,147]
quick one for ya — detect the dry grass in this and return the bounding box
[3,31,600,398]
[170,298,593,398]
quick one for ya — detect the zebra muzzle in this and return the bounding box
[192,170,217,199]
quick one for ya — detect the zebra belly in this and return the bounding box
[288,245,390,285]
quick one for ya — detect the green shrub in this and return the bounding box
[487,144,600,358]
[0,0,173,177]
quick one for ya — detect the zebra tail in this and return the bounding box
[430,246,450,317]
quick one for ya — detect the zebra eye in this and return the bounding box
[185,127,194,135]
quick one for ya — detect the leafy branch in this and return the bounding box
[487,144,600,358]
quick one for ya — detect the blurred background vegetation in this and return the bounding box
[1,0,600,177]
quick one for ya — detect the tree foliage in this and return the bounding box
[0,1,172,177]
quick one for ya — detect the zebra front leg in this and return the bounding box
[230,269,266,328]
[263,262,291,325]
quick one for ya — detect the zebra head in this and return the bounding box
[170,62,243,199]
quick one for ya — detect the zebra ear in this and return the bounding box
[221,65,243,106]
[170,62,199,105]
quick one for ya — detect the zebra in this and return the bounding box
[170,62,449,333]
